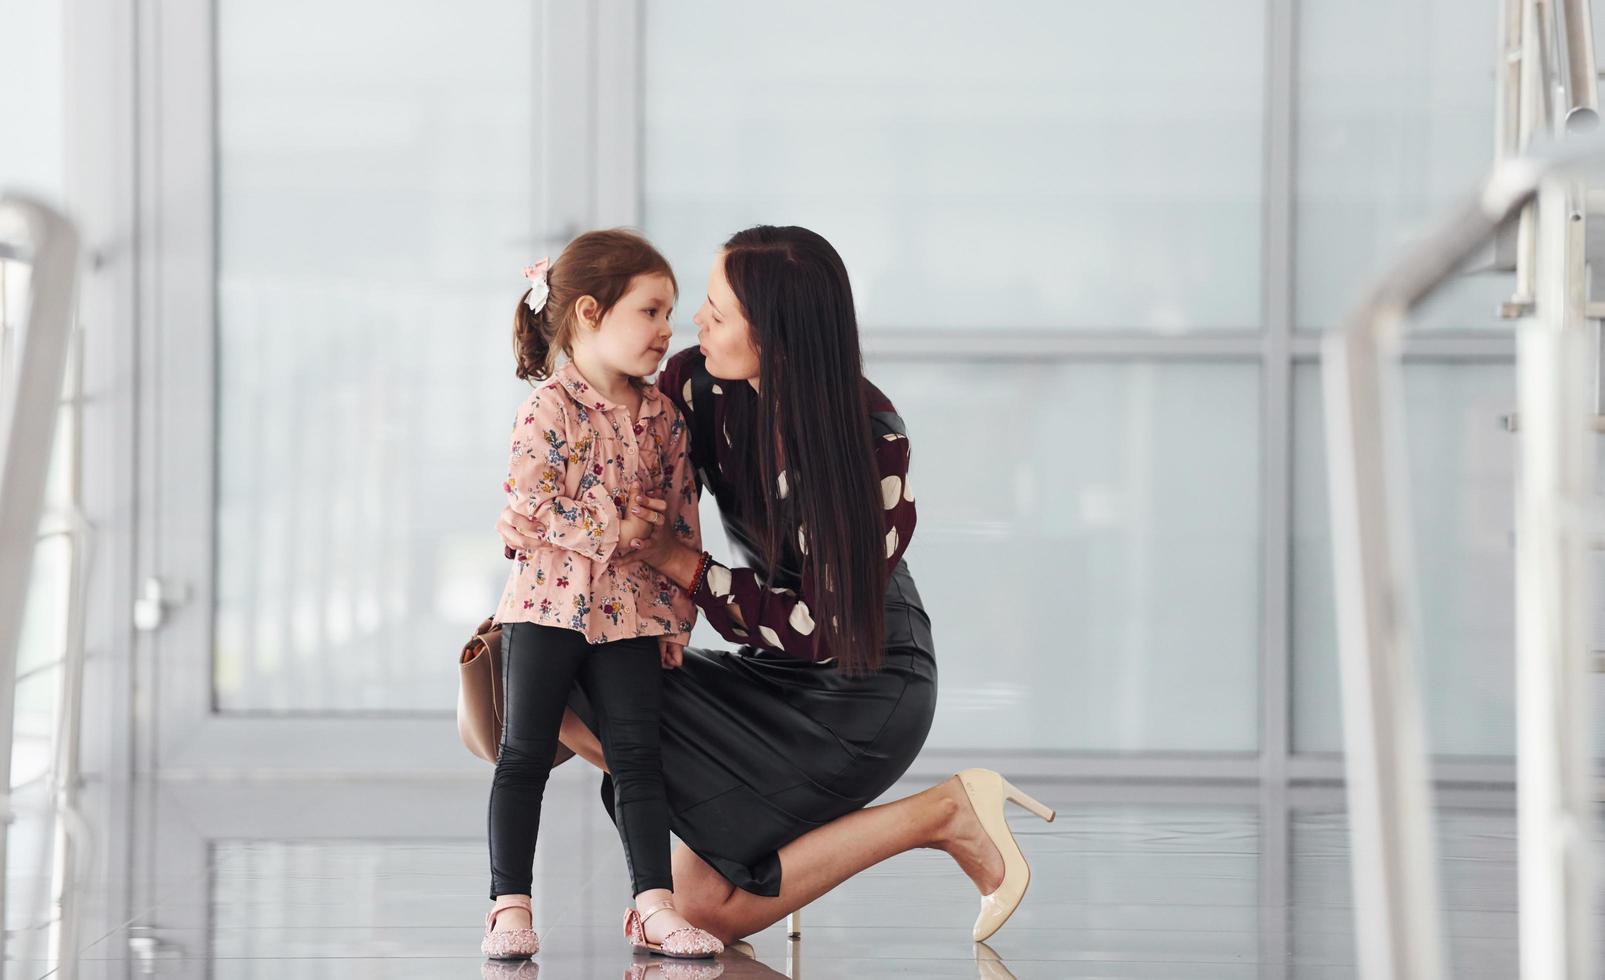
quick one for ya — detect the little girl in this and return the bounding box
[480,229,722,961]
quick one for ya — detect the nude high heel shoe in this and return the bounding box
[955,768,1056,943]
[973,941,1018,979]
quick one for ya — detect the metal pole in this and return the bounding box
[0,195,80,964]
[1322,311,1447,980]
[1497,0,1526,165]
[1516,175,1597,980]
[1555,0,1600,131]
[1319,134,1605,980]
[1510,0,1550,314]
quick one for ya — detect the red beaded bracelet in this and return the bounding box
[690,550,714,595]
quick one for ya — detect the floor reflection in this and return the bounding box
[6,770,1597,979]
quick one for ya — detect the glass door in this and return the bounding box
[141,0,643,773]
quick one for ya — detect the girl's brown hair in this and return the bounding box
[514,229,677,383]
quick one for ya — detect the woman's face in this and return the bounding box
[692,252,761,384]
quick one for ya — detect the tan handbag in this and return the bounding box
[457,615,576,768]
[457,615,505,763]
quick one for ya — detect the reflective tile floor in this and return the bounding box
[4,770,1596,979]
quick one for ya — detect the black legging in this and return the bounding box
[487,621,672,898]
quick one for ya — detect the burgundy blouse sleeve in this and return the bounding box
[690,430,916,661]
[655,348,698,421]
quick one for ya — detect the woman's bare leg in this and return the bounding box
[670,776,1007,943]
[557,716,1005,943]
[558,707,607,770]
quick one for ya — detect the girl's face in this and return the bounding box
[692,252,761,383]
[577,273,676,377]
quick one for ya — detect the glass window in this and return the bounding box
[1293,362,1518,755]
[0,0,65,206]
[878,359,1261,752]
[1295,0,1507,331]
[643,1,1265,332]
[213,1,538,711]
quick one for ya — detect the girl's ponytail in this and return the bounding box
[513,291,555,382]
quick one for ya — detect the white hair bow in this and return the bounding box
[522,258,551,314]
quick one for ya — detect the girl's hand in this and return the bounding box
[498,505,546,559]
[659,637,685,669]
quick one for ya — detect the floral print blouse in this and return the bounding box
[495,359,701,645]
[656,347,917,663]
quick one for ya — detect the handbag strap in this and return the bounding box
[473,619,506,730]
[490,627,504,729]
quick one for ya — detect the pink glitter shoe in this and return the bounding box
[482,959,541,979]
[623,901,724,959]
[622,960,725,979]
[481,894,540,959]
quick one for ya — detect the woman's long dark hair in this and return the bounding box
[720,226,885,675]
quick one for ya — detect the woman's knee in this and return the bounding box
[674,884,736,942]
[671,847,737,933]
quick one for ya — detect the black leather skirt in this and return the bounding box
[569,559,937,896]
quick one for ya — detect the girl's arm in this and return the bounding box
[505,388,621,564]
[656,411,702,647]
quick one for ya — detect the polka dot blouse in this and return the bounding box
[656,347,916,663]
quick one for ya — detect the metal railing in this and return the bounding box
[1325,136,1604,980]
[1500,0,1598,314]
[0,194,85,970]
[1327,4,1603,975]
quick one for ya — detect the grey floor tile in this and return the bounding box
[21,774,1599,979]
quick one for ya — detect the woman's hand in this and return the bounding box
[500,479,674,564]
[498,505,546,559]
[659,636,685,669]
[622,484,676,567]
[615,478,658,558]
